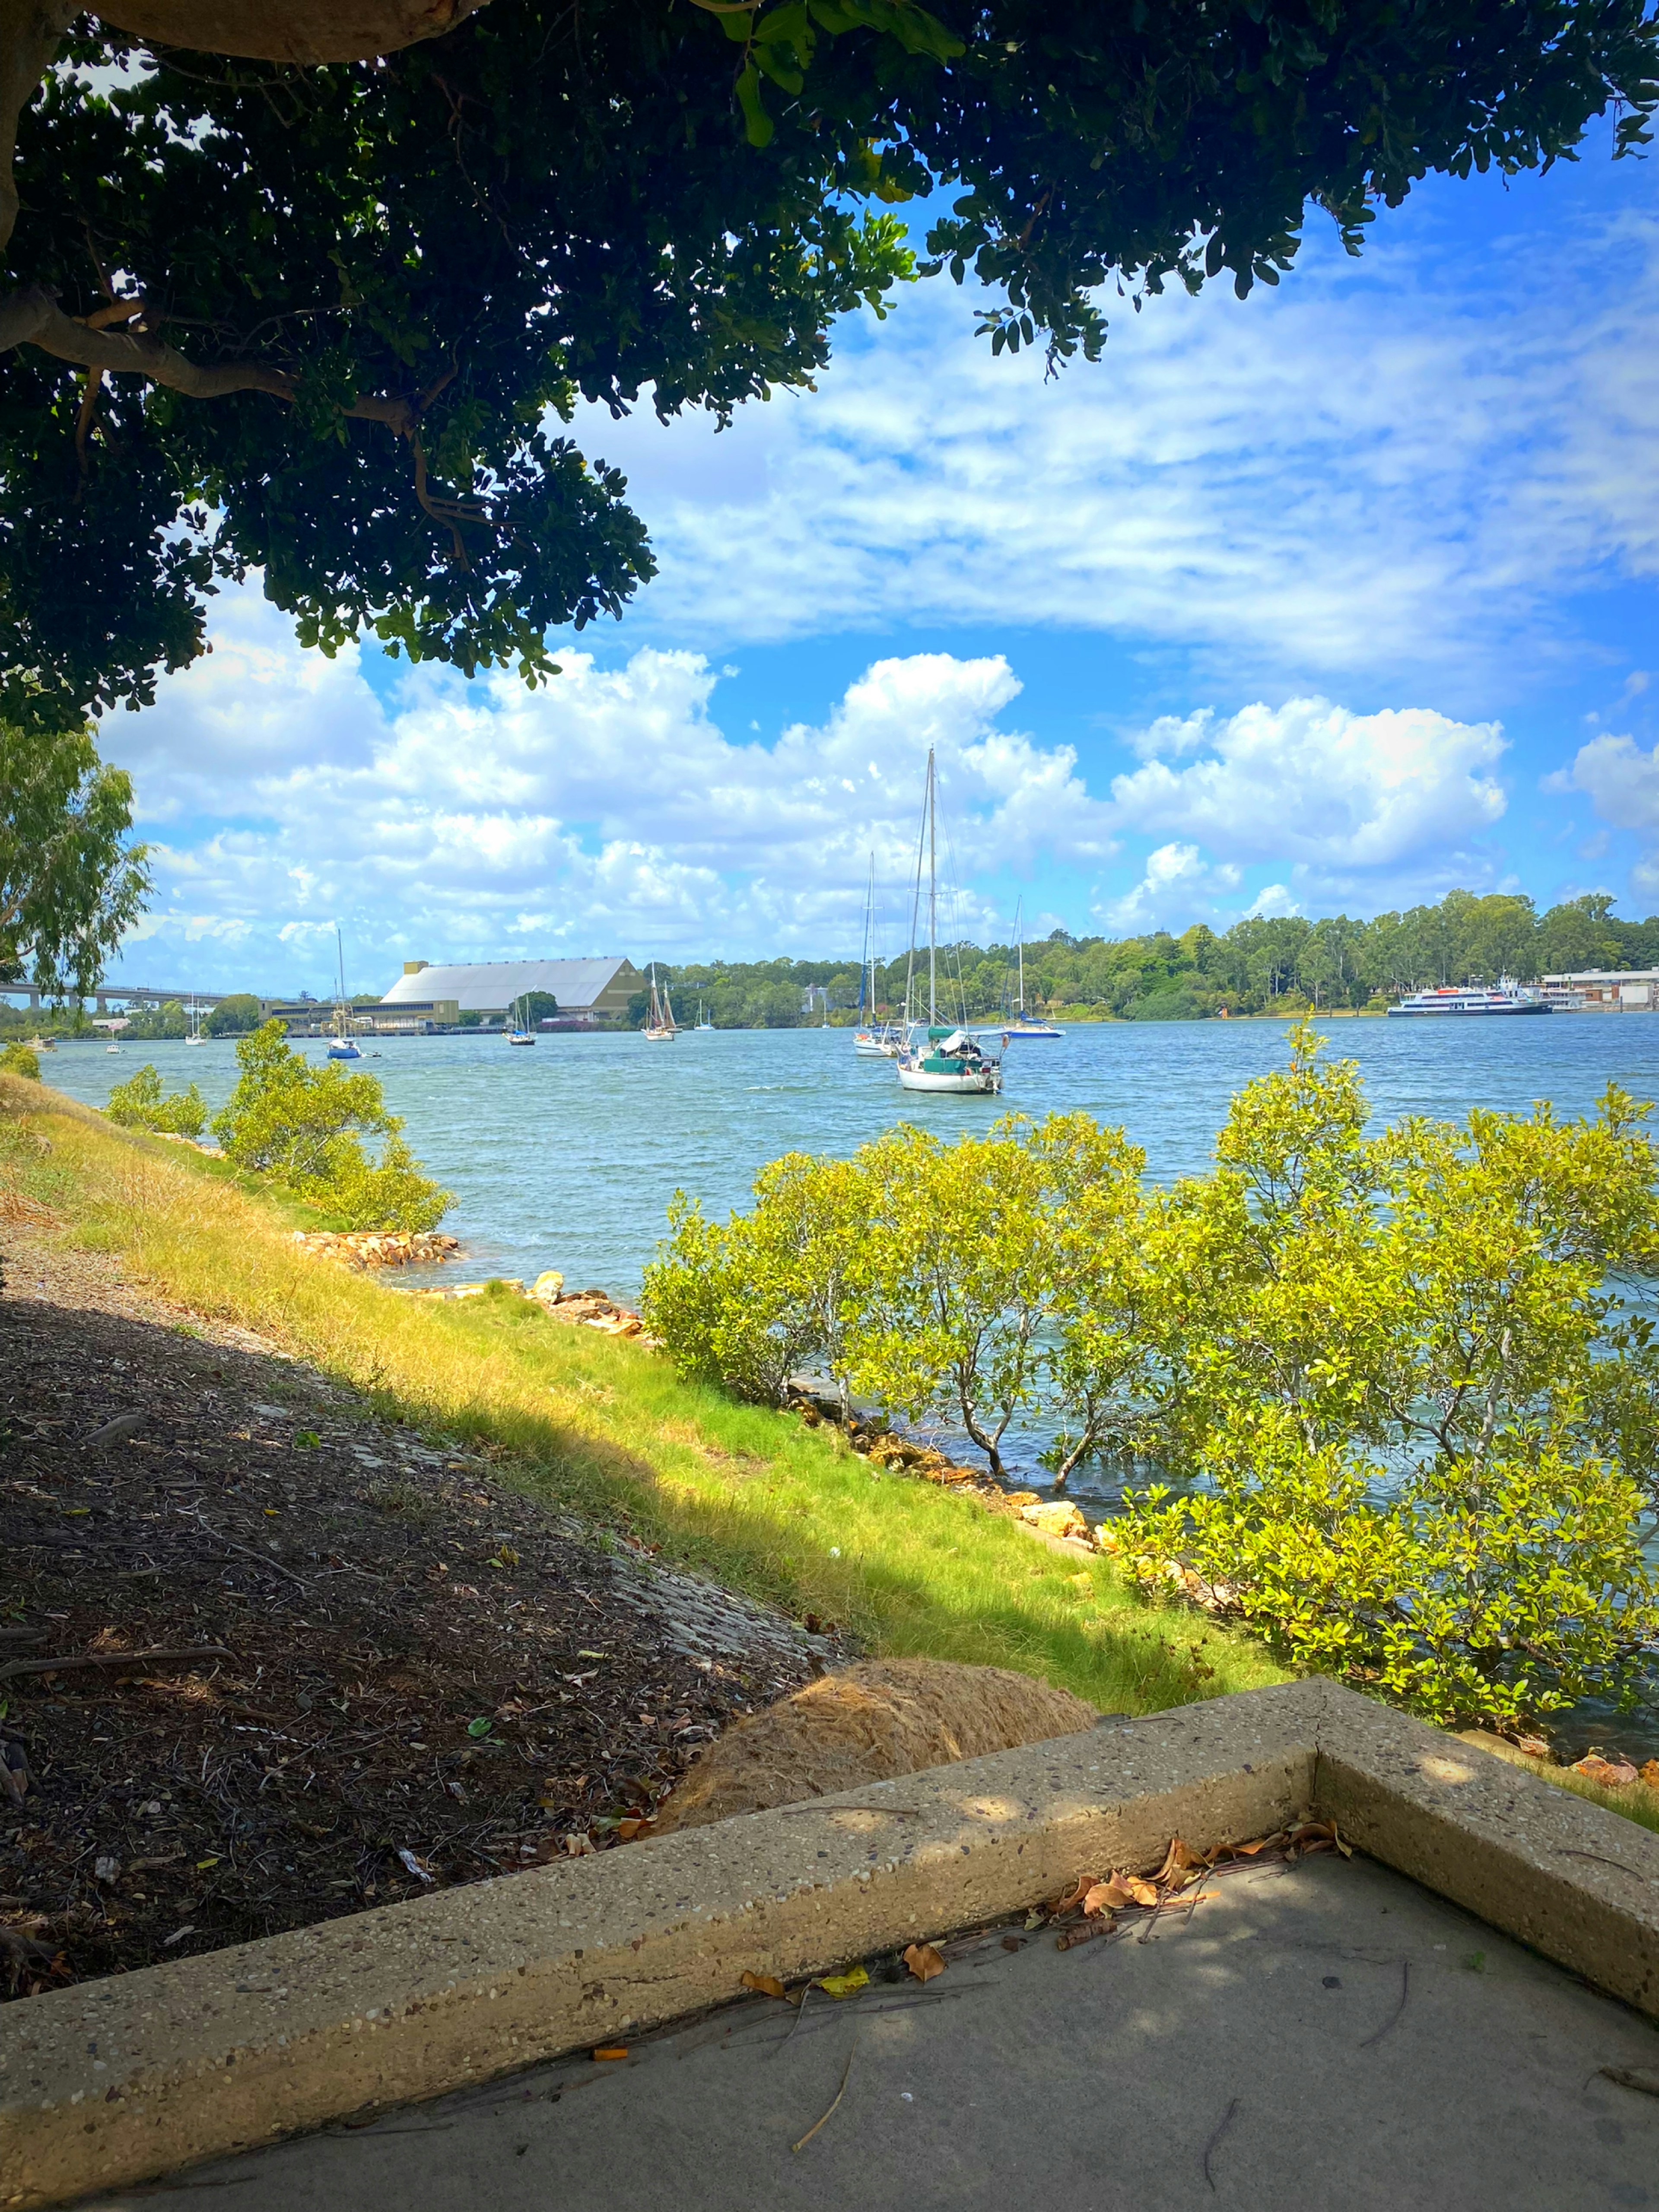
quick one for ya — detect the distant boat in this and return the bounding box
[326,925,364,1059]
[1388,981,1551,1018]
[1001,899,1062,1039]
[105,1042,120,1054]
[643,963,677,1042]
[896,751,1003,1096]
[853,854,903,1057]
[505,993,537,1045]
[185,995,208,1046]
[694,1000,714,1032]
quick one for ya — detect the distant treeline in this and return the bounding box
[633,891,1659,1027]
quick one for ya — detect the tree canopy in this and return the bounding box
[0,719,149,997]
[3,0,1653,732]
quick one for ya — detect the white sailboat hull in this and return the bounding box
[896,1062,1001,1094]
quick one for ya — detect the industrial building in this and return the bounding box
[1540,969,1659,1011]
[375,957,643,1028]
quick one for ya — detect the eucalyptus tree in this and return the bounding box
[1,0,1652,731]
[0,719,148,998]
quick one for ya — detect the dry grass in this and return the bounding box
[0,1074,1286,1719]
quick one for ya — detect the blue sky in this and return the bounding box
[102,123,1659,998]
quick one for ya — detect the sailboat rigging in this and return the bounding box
[1001,898,1062,1039]
[854,854,903,1057]
[327,928,363,1060]
[896,752,1003,1096]
[643,963,677,1042]
[505,994,537,1045]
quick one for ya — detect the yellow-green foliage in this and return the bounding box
[213,1020,451,1232]
[645,1025,1659,1732]
[105,1061,206,1136]
[0,1042,39,1079]
[0,1074,1281,1720]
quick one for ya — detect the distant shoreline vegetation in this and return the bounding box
[629,890,1657,1030]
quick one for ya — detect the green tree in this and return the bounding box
[0,722,149,999]
[212,1018,451,1230]
[0,1041,39,1078]
[1116,1027,1659,1726]
[204,992,262,1036]
[105,1060,206,1135]
[3,3,1654,727]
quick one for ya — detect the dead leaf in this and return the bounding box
[1154,1837,1209,1888]
[1083,1876,1134,1915]
[617,1817,654,1842]
[902,1942,945,1984]
[593,2046,628,2062]
[817,1964,869,1999]
[741,1970,790,2001]
[1231,1833,1284,1858]
[1054,1874,1093,1913]
[1023,1908,1046,1931]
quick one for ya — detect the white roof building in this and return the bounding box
[379,957,642,1020]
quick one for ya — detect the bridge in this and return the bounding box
[0,982,239,1014]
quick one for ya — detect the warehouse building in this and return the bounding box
[376,957,643,1028]
[1540,969,1659,1011]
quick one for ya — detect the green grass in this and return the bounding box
[0,1073,1285,1717]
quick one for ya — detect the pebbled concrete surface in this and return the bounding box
[81,1853,1659,2212]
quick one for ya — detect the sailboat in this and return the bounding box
[1001,900,1062,1039]
[643,963,677,1042]
[184,995,208,1046]
[505,993,537,1045]
[853,854,902,1057]
[694,1000,714,1032]
[326,927,363,1060]
[896,752,1003,1096]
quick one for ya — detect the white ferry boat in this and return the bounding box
[1388,981,1551,1018]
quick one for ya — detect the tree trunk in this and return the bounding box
[0,0,75,254]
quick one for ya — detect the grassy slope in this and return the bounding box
[0,1075,1286,1718]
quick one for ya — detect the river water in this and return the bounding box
[35,1012,1659,1753]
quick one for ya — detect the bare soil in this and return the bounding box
[0,1234,838,1999]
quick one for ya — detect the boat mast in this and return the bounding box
[927,750,938,1028]
[1016,897,1025,1017]
[904,761,928,1031]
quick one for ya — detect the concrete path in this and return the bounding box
[82,1854,1659,2211]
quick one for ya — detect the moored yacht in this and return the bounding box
[895,751,1004,1096]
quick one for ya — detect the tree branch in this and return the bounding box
[2,286,418,431]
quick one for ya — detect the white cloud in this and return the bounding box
[99,594,1120,988]
[1094,842,1242,932]
[1107,697,1507,878]
[574,207,1659,692]
[1245,884,1300,919]
[1551,731,1659,832]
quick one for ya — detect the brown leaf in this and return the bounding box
[1231,1832,1286,1858]
[1125,1877,1160,1908]
[1083,1876,1134,1915]
[741,1970,790,2001]
[903,1942,945,1984]
[617,1817,655,1842]
[593,2046,629,2062]
[1053,1874,1092,1913]
[1154,1836,1209,1888]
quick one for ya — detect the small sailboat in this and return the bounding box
[1001,900,1062,1039]
[505,993,537,1045]
[326,926,363,1060]
[184,995,208,1046]
[694,1000,714,1032]
[896,751,1003,1096]
[853,854,902,1057]
[643,963,677,1042]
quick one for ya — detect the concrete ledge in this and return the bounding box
[5,1678,1659,2206]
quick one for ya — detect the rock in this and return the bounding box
[1020,1499,1091,1541]
[651,1659,1098,1833]
[1001,1490,1042,1510]
[531,1270,565,1300]
[1572,1753,1639,1789]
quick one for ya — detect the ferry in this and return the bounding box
[1387,981,1551,1018]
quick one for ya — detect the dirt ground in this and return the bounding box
[0,1232,838,1999]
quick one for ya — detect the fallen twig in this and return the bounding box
[0,1645,233,1686]
[182,1513,311,1590]
[791,2036,858,2153]
[1357,1959,1410,2050]
[1601,2066,1659,2099]
[1202,2096,1239,2191]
